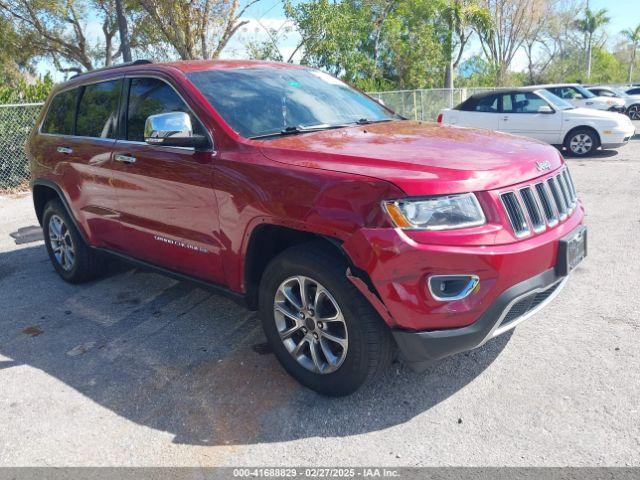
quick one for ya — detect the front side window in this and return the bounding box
[502,92,549,113]
[76,79,122,138]
[187,68,396,138]
[126,77,204,142]
[42,89,78,135]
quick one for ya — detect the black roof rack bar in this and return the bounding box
[70,59,153,79]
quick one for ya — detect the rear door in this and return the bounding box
[109,75,225,284]
[36,79,123,247]
[498,92,562,144]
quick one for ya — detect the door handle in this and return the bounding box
[57,146,73,154]
[502,116,509,121]
[114,154,136,164]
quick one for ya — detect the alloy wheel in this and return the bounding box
[628,105,640,121]
[569,133,593,155]
[48,214,76,271]
[273,275,348,374]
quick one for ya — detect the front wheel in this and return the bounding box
[564,128,599,157]
[628,104,640,121]
[258,242,395,396]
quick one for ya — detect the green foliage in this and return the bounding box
[0,75,54,104]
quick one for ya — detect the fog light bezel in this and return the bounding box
[428,275,480,302]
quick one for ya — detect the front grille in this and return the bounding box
[499,281,561,327]
[501,167,578,237]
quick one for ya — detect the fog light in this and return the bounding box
[428,275,479,301]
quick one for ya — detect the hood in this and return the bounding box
[565,107,631,124]
[589,96,626,107]
[257,121,564,196]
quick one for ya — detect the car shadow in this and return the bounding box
[0,242,511,447]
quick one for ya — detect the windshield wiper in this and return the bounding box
[249,124,349,140]
[354,118,395,125]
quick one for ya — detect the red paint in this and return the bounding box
[27,60,585,333]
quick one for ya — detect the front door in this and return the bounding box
[498,92,562,144]
[109,76,225,285]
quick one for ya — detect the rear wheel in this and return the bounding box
[628,104,640,120]
[258,242,395,396]
[42,199,104,283]
[564,128,599,157]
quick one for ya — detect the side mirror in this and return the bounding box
[144,112,208,148]
[538,105,554,114]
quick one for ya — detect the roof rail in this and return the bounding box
[70,59,153,80]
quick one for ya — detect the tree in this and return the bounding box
[137,0,262,60]
[621,24,640,83]
[440,0,491,89]
[475,0,544,85]
[575,7,610,81]
[116,0,132,62]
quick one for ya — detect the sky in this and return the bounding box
[36,0,640,82]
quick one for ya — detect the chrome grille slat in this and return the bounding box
[534,182,559,226]
[501,167,579,237]
[547,176,567,220]
[501,192,530,237]
[519,187,545,232]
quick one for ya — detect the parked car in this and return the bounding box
[27,60,587,396]
[528,83,626,113]
[587,85,640,120]
[438,88,635,157]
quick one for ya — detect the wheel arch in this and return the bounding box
[563,125,601,149]
[32,180,88,243]
[242,223,376,310]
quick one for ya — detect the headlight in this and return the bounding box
[383,193,486,230]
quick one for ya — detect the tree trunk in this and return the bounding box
[629,46,637,83]
[444,61,454,89]
[116,0,132,62]
[585,34,592,81]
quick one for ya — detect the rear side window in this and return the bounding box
[42,89,78,135]
[76,79,122,138]
[126,77,204,142]
[474,95,499,112]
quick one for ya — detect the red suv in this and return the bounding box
[27,60,587,396]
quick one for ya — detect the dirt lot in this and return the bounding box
[1,130,639,467]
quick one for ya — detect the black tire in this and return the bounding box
[259,241,395,396]
[42,199,104,283]
[563,127,599,157]
[627,104,640,121]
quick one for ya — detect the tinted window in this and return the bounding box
[187,68,396,138]
[42,89,78,135]
[627,88,640,95]
[502,92,549,113]
[474,95,499,112]
[127,78,204,142]
[76,80,121,138]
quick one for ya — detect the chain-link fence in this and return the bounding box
[0,103,44,192]
[0,88,493,193]
[368,88,496,121]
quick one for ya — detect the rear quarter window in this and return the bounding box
[42,89,78,135]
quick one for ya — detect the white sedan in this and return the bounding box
[529,83,626,113]
[588,85,640,120]
[437,88,636,157]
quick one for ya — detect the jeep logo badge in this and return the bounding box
[536,160,551,171]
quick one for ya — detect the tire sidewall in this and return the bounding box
[43,200,86,282]
[565,129,596,157]
[259,252,374,396]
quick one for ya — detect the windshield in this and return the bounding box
[573,85,596,99]
[536,89,574,110]
[187,68,397,138]
[612,87,630,98]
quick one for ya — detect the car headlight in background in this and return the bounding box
[383,193,486,230]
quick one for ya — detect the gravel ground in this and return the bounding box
[1,127,639,467]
